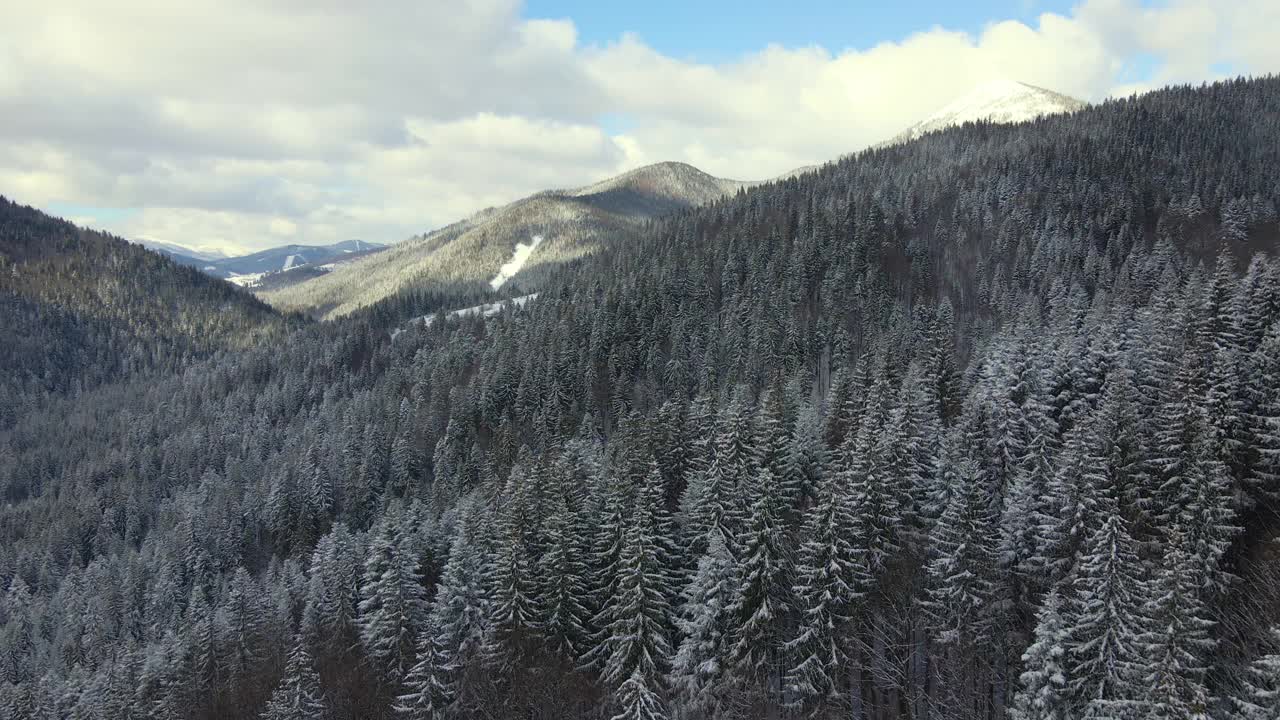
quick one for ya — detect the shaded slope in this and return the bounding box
[0,196,295,425]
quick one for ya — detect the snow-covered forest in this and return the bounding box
[2,77,1280,720]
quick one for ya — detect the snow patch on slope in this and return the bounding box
[227,272,266,288]
[282,254,300,271]
[393,294,540,341]
[424,294,539,327]
[490,235,544,290]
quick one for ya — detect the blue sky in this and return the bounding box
[525,0,1080,62]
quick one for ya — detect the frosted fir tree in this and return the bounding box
[925,457,997,647]
[586,476,674,720]
[359,511,429,679]
[843,385,903,587]
[778,398,825,525]
[784,468,863,712]
[533,488,593,663]
[1244,323,1280,501]
[417,507,491,716]
[1010,589,1071,720]
[716,386,761,487]
[676,456,735,575]
[1066,508,1147,717]
[726,467,792,683]
[669,533,737,719]
[261,635,328,720]
[484,461,539,669]
[1234,627,1280,720]
[1035,423,1111,588]
[300,524,359,658]
[614,666,669,720]
[395,620,451,720]
[1138,529,1215,720]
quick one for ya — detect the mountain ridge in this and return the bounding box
[261,160,753,318]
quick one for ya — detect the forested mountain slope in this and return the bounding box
[261,161,749,319]
[3,77,1280,720]
[0,197,296,428]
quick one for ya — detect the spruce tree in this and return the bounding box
[1010,589,1071,720]
[669,534,737,719]
[261,635,328,720]
[784,467,862,712]
[1066,508,1147,717]
[587,472,674,720]
[1234,627,1280,720]
[359,511,429,680]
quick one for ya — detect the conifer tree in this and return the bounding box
[261,635,328,720]
[1010,589,1071,720]
[1234,628,1280,720]
[784,467,863,712]
[669,534,737,719]
[587,471,674,720]
[1138,529,1215,720]
[359,512,429,679]
[1066,508,1146,717]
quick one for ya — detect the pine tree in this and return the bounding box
[925,457,997,647]
[534,487,593,663]
[726,467,792,711]
[395,621,451,720]
[1244,323,1280,502]
[1234,627,1280,720]
[1035,424,1110,589]
[784,466,863,712]
[779,400,825,525]
[485,459,539,670]
[359,511,429,679]
[1066,508,1147,717]
[843,381,902,588]
[669,534,737,719]
[1138,529,1214,720]
[587,474,674,720]
[1010,589,1071,720]
[261,635,328,720]
[421,505,492,716]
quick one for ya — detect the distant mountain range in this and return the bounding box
[145,79,1087,319]
[260,161,755,318]
[138,239,230,263]
[141,239,387,286]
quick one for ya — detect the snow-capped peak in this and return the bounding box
[888,79,1086,145]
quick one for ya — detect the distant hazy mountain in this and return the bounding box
[186,239,387,284]
[262,161,753,318]
[137,239,229,263]
[884,79,1086,146]
[135,238,387,286]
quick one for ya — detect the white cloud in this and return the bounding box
[1,0,1277,252]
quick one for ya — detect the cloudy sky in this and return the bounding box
[3,0,1278,255]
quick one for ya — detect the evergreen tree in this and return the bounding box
[669,534,737,719]
[359,511,429,679]
[261,635,328,720]
[587,473,674,720]
[1138,529,1214,720]
[1010,589,1071,720]
[1066,509,1147,717]
[1234,627,1280,720]
[784,466,863,712]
